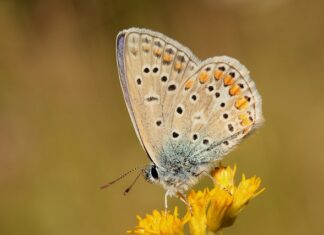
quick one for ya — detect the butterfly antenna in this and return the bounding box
[123,171,142,196]
[100,166,140,189]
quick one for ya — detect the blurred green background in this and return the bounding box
[0,0,323,234]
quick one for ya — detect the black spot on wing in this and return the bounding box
[146,96,159,102]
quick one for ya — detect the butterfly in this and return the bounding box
[115,28,263,208]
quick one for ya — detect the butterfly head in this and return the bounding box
[142,159,200,196]
[143,163,160,184]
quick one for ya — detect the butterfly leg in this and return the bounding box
[176,192,192,215]
[164,190,169,213]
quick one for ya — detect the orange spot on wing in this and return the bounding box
[175,62,182,71]
[214,71,223,80]
[185,79,194,90]
[224,76,234,86]
[198,71,209,84]
[235,97,249,110]
[163,53,173,62]
[239,114,252,126]
[153,48,162,56]
[142,45,150,51]
[229,84,241,96]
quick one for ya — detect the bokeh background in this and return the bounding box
[0,0,323,234]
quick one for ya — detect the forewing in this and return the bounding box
[116,28,200,166]
[168,56,263,164]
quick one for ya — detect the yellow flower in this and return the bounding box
[127,207,185,235]
[205,165,265,233]
[206,187,233,232]
[128,165,264,235]
[227,174,265,219]
[211,164,236,194]
[187,189,210,235]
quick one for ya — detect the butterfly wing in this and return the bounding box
[168,56,263,165]
[116,28,200,166]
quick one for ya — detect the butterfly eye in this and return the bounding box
[151,165,159,180]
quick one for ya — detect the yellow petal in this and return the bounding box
[211,165,236,194]
[227,175,265,218]
[207,187,233,233]
[187,189,210,235]
[127,207,184,235]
